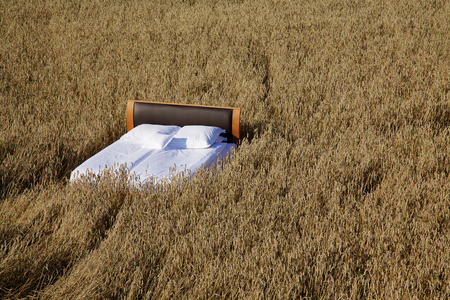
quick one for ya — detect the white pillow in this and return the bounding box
[168,125,226,149]
[214,135,227,144]
[120,124,180,149]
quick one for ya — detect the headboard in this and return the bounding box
[126,100,240,144]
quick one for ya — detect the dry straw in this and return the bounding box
[1,0,449,298]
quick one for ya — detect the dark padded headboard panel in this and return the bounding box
[127,100,240,144]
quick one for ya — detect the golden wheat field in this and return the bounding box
[1,0,449,298]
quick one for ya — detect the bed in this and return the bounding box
[70,100,240,185]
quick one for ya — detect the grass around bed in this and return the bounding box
[1,0,449,298]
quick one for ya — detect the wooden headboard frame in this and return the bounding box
[126,100,240,144]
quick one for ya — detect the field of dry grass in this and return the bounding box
[1,0,449,298]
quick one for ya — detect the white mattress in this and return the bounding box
[70,140,235,185]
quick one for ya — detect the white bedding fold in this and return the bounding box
[70,140,234,184]
[70,140,155,181]
[131,142,228,184]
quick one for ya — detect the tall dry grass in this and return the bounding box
[1,0,449,298]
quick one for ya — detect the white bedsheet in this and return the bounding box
[70,140,235,184]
